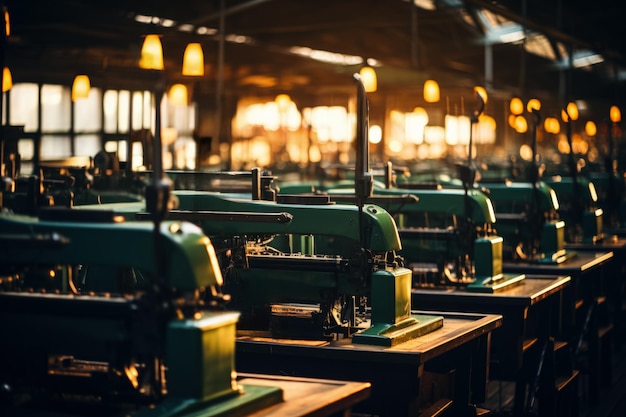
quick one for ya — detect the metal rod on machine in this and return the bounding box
[463,91,485,222]
[352,73,373,248]
[529,108,542,249]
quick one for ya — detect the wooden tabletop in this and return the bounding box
[236,311,502,365]
[503,250,614,275]
[238,373,372,417]
[411,275,571,308]
[565,236,626,252]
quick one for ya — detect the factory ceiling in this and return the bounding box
[3,0,626,116]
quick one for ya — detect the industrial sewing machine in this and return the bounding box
[75,74,444,348]
[472,108,577,265]
[476,179,574,264]
[539,110,605,244]
[0,202,295,416]
[318,92,525,293]
[543,173,605,244]
[368,181,525,292]
[0,153,145,215]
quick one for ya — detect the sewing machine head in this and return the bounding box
[0,208,284,415]
[368,183,524,292]
[544,175,604,243]
[71,73,444,348]
[163,188,442,346]
[478,179,576,264]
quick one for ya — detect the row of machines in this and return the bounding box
[0,130,381,416]
[0,76,503,417]
[274,93,620,416]
[1,75,621,417]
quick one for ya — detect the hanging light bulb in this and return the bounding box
[2,66,12,92]
[544,117,560,134]
[275,93,291,109]
[566,101,579,121]
[182,43,204,76]
[169,84,188,107]
[585,121,597,137]
[71,74,91,101]
[527,98,541,112]
[359,65,377,93]
[509,97,524,115]
[610,105,621,123]
[423,79,440,103]
[139,34,164,70]
[474,86,488,104]
[514,115,528,133]
[3,6,9,37]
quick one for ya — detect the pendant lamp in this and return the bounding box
[2,67,12,92]
[71,75,91,101]
[423,79,440,103]
[359,65,377,93]
[140,34,164,70]
[182,43,204,76]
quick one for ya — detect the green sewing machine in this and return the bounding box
[327,178,524,293]
[544,175,605,243]
[80,74,443,348]
[320,92,524,293]
[539,109,605,244]
[476,108,576,264]
[0,206,295,416]
[477,179,574,264]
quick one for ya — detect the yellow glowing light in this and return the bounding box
[169,84,188,106]
[2,66,12,92]
[413,107,429,125]
[182,43,204,76]
[508,114,517,128]
[369,124,382,144]
[4,7,9,37]
[566,102,579,121]
[71,75,91,101]
[509,97,524,115]
[585,121,597,137]
[514,115,528,133]
[139,34,164,70]
[527,98,541,112]
[275,93,291,110]
[423,79,440,103]
[182,43,205,76]
[519,144,533,161]
[544,117,560,134]
[557,138,570,154]
[359,65,377,93]
[610,105,621,123]
[474,86,488,104]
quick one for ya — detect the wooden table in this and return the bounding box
[503,251,615,405]
[0,374,371,417]
[235,312,502,417]
[237,373,371,417]
[412,275,573,417]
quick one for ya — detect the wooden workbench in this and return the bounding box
[412,275,574,417]
[503,251,615,406]
[237,373,372,417]
[0,374,371,417]
[235,311,502,417]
